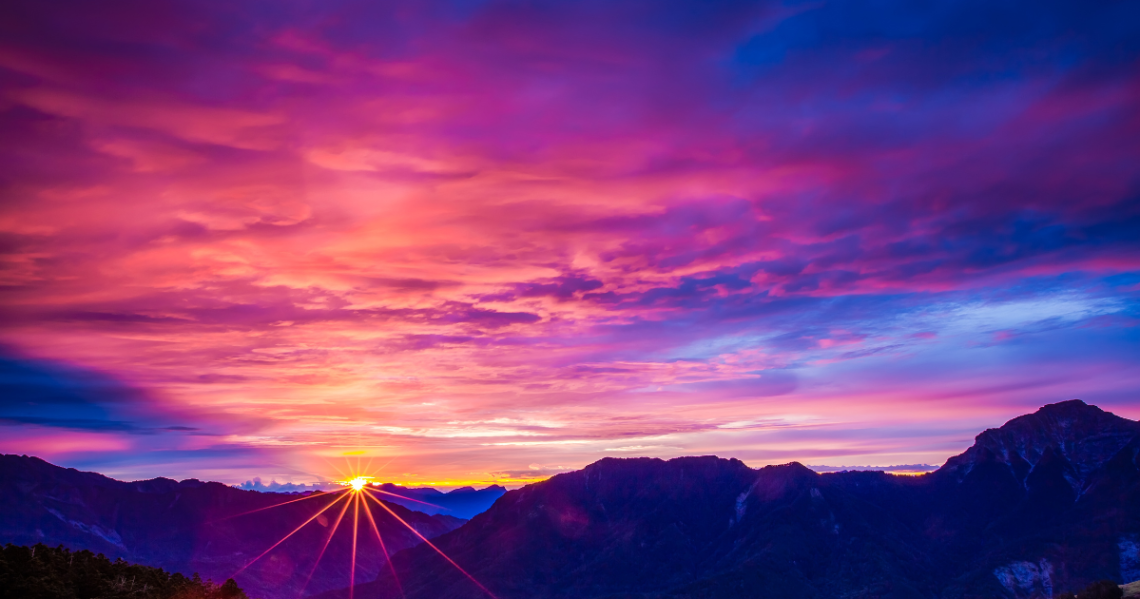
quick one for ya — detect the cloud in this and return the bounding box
[0,0,1137,484]
[236,477,334,493]
[7,88,284,150]
[0,352,151,424]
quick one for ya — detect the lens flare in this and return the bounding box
[297,490,354,598]
[363,488,497,598]
[232,490,350,577]
[225,460,495,598]
[344,476,372,492]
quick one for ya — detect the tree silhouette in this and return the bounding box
[0,543,253,599]
[1056,579,1124,599]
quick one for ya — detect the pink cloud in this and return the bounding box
[0,0,1137,484]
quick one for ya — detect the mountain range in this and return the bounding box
[0,455,465,599]
[3,400,1138,599]
[321,400,1140,599]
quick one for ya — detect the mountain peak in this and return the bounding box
[1037,398,1090,411]
[1027,398,1108,422]
[939,400,1139,489]
[339,404,1140,599]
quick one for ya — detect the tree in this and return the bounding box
[1058,580,1124,599]
[219,578,245,599]
[1079,580,1125,599]
[0,543,254,599]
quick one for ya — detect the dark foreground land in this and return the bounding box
[0,543,250,599]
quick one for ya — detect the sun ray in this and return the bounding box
[233,490,350,577]
[374,458,395,474]
[360,487,406,599]
[350,492,360,599]
[211,490,335,522]
[322,457,351,480]
[228,456,475,597]
[297,487,354,599]
[362,488,497,598]
[369,487,445,510]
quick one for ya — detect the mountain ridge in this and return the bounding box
[939,400,1140,489]
[320,400,1140,599]
[3,400,1137,599]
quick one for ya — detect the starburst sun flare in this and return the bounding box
[223,459,495,599]
[344,477,373,492]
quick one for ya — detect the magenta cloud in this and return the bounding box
[0,0,1138,485]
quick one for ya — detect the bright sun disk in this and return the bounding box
[344,476,371,491]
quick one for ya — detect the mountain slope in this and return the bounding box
[373,484,507,519]
[328,400,1140,599]
[0,543,251,599]
[0,455,465,599]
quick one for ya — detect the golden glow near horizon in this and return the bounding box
[341,476,373,492]
[229,458,497,599]
[324,455,550,489]
[359,476,551,489]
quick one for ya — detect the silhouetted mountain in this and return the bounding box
[0,456,465,599]
[372,483,507,519]
[323,400,1140,599]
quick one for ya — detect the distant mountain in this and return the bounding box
[807,464,938,474]
[372,483,507,519]
[0,455,465,599]
[323,400,1140,599]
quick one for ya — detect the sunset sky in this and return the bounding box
[1,0,1138,488]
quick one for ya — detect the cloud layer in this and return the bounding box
[1,0,1138,485]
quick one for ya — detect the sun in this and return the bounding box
[344,476,372,492]
[225,458,496,599]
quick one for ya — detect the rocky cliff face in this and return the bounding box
[940,400,1140,492]
[323,401,1140,599]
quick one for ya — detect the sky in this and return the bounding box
[1,0,1138,488]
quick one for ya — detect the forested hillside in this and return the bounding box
[0,544,250,599]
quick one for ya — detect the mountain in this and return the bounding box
[372,484,507,519]
[0,455,466,599]
[323,400,1140,599]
